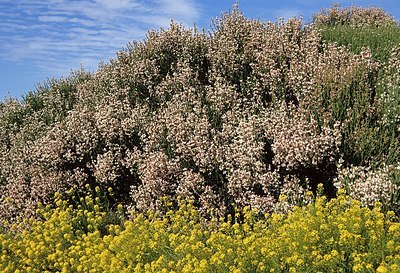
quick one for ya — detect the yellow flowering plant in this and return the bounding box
[1,189,399,273]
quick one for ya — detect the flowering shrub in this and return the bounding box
[1,191,400,272]
[313,3,396,27]
[0,4,399,221]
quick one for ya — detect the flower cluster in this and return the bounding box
[334,163,400,207]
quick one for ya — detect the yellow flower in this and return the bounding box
[377,264,388,273]
[353,264,363,272]
[323,253,332,261]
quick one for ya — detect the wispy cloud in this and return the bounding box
[0,0,200,77]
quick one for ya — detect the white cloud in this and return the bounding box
[0,0,200,78]
[159,0,200,20]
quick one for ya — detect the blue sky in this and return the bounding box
[1,0,399,100]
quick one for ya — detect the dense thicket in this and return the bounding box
[0,4,399,224]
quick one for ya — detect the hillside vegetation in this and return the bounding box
[0,3,400,272]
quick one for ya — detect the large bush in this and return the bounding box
[0,5,399,223]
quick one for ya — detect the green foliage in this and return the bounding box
[313,24,400,166]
